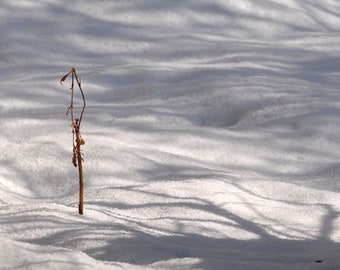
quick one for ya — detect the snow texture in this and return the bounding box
[1,0,340,269]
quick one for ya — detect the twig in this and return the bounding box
[60,67,86,215]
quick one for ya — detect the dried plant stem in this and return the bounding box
[74,121,84,215]
[72,68,86,125]
[60,67,86,215]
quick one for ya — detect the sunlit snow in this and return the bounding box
[1,0,340,269]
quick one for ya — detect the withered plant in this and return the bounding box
[60,67,86,215]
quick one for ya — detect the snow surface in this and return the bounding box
[1,0,340,269]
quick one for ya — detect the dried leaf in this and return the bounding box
[60,71,71,85]
[72,147,78,167]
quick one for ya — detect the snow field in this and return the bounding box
[2,0,340,269]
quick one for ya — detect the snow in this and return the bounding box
[1,0,340,269]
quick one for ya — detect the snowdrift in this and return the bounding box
[1,0,340,269]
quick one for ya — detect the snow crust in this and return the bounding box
[1,0,340,269]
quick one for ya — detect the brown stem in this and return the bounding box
[60,67,86,215]
[73,71,86,125]
[74,120,84,215]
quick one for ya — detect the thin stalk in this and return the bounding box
[74,120,84,215]
[73,71,86,125]
[60,67,86,215]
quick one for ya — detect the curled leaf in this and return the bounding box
[60,71,72,85]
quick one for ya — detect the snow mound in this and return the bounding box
[0,237,135,270]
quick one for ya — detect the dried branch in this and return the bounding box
[60,67,86,126]
[60,67,86,215]
[73,70,86,125]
